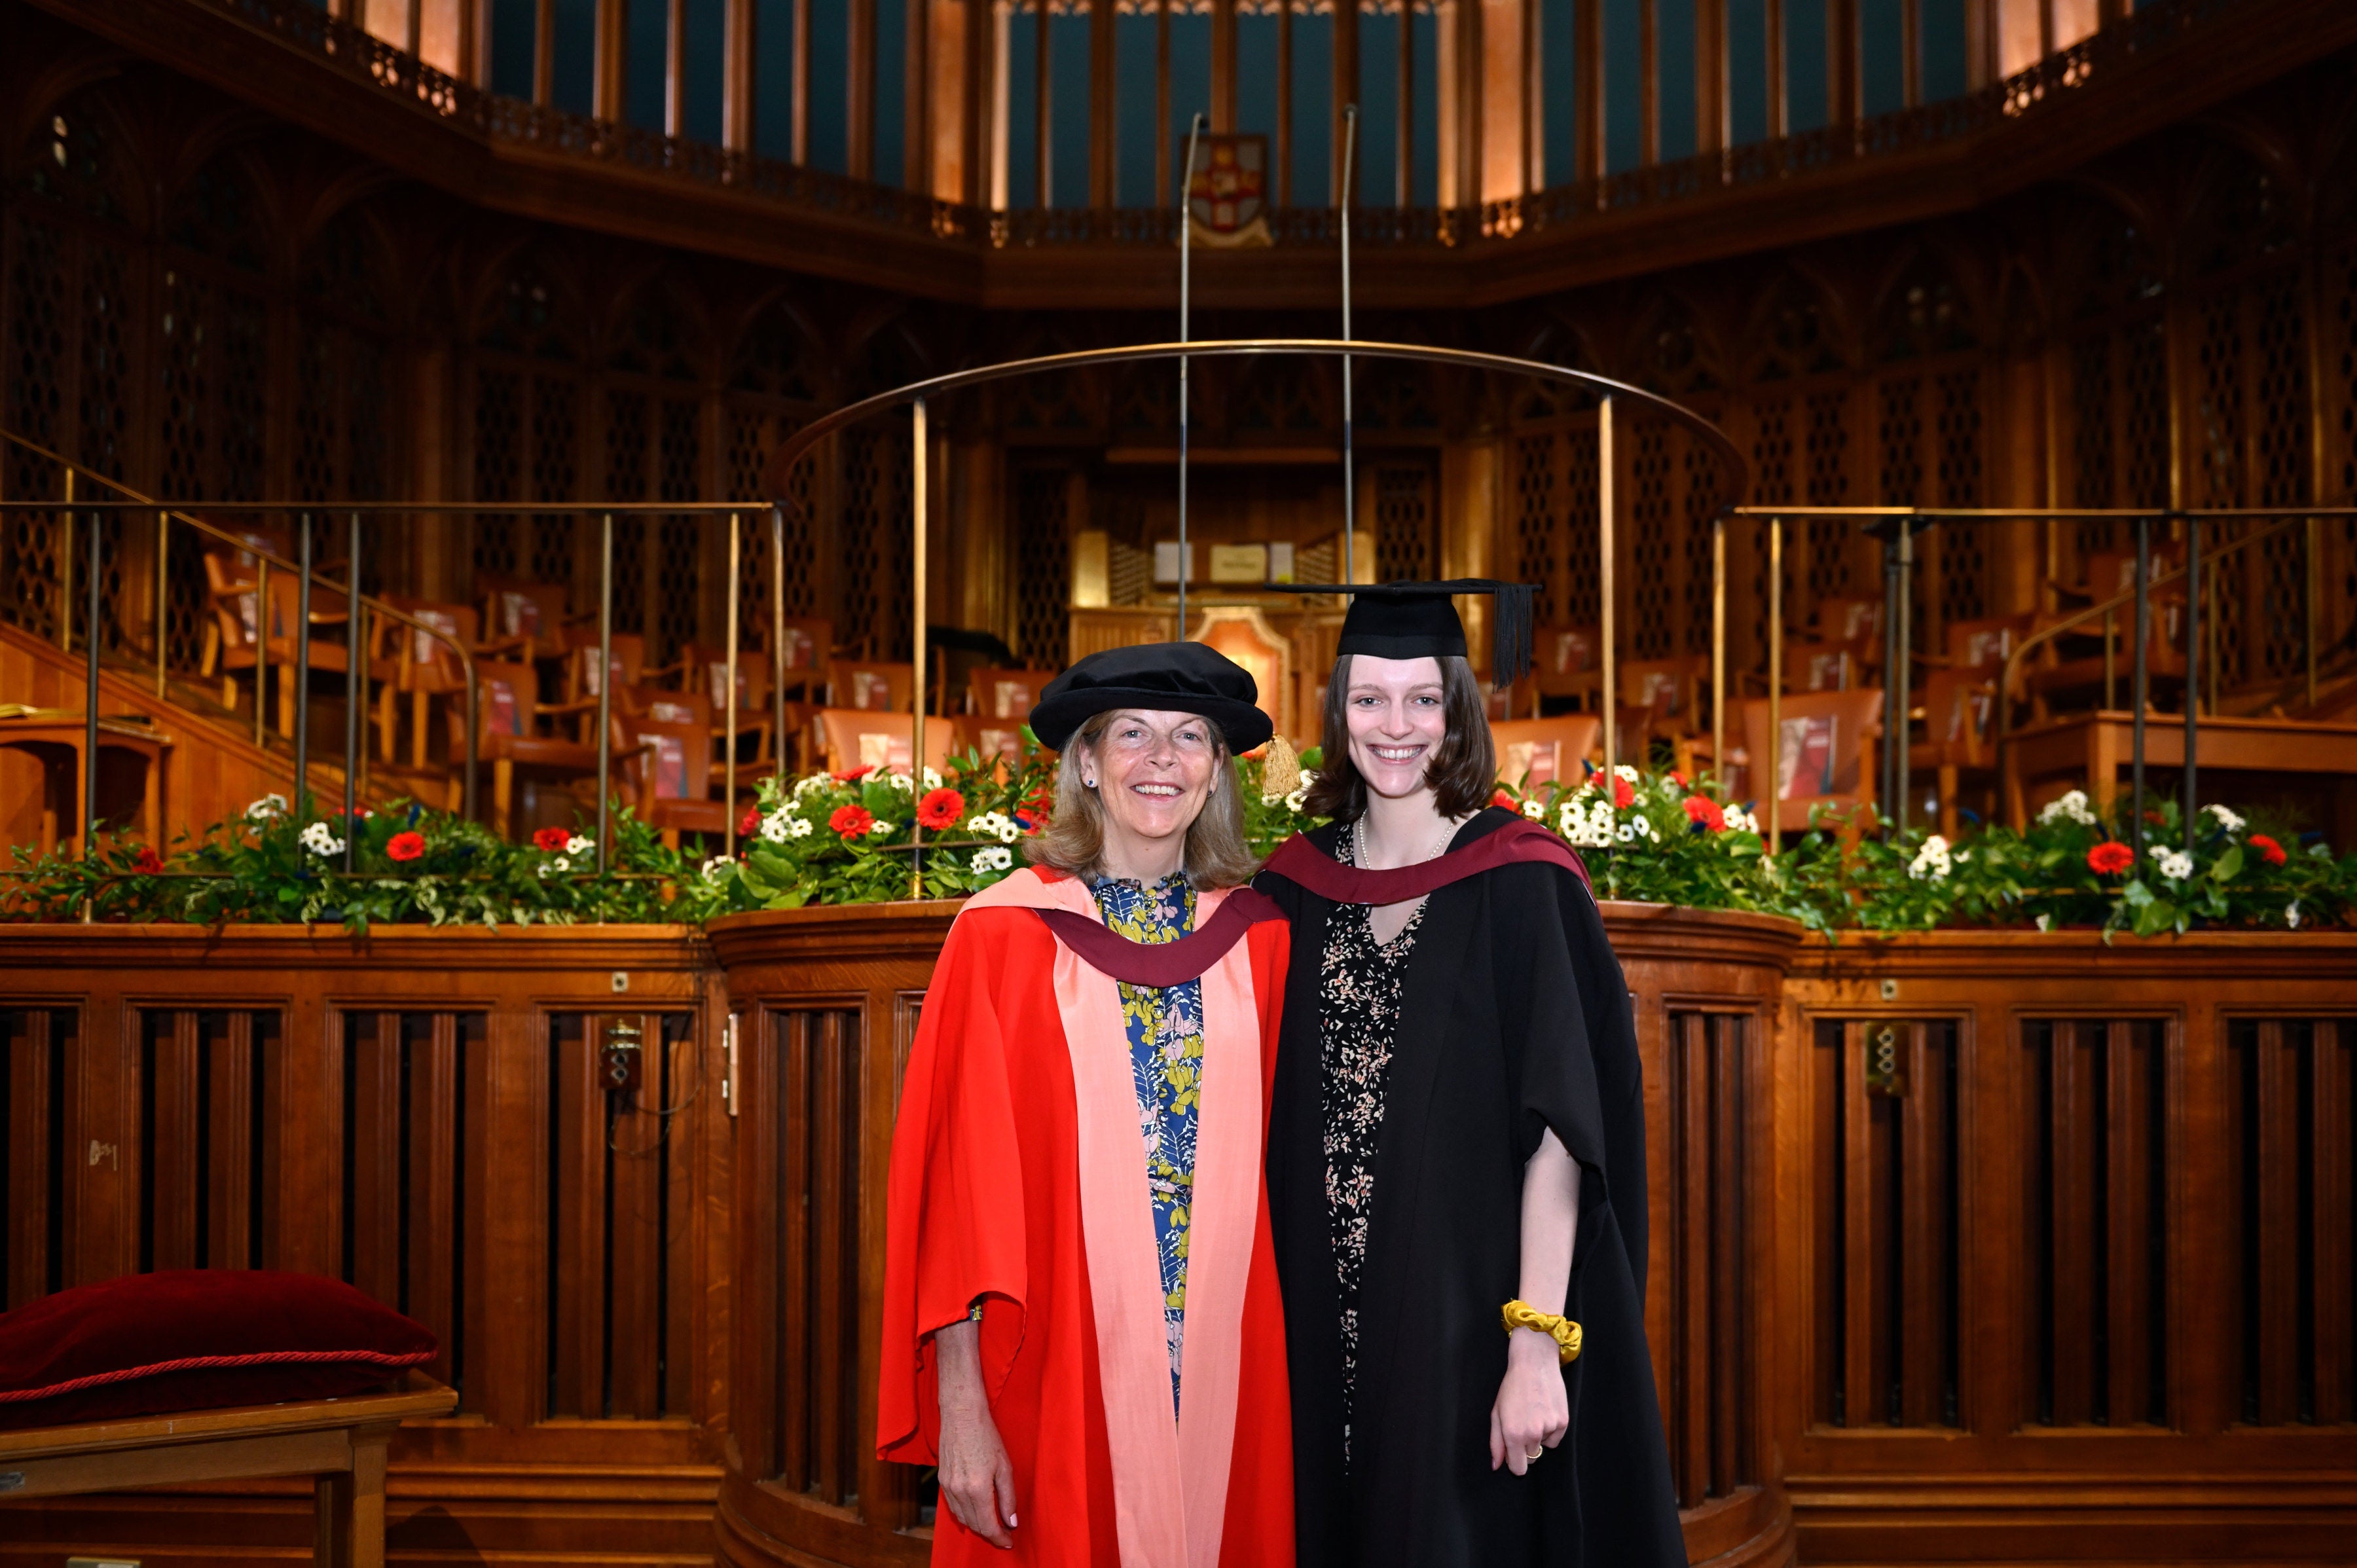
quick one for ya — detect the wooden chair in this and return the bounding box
[1911,667,1997,839]
[371,596,532,769]
[1812,596,1885,661]
[1482,674,1543,722]
[828,657,915,714]
[2022,598,2186,720]
[620,682,773,789]
[448,659,612,839]
[1489,715,1603,792]
[1736,687,1885,835]
[199,547,265,712]
[615,713,733,848]
[1785,640,1869,695]
[771,617,833,702]
[261,569,362,740]
[816,709,962,776]
[1535,623,1603,708]
[966,666,1056,723]
[560,635,648,740]
[477,576,578,659]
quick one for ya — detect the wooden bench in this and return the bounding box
[0,1370,455,1567]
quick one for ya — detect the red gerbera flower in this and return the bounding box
[830,804,876,837]
[2250,833,2287,866]
[533,826,571,853]
[1683,795,1726,831]
[917,788,965,830]
[1492,789,1518,811]
[2087,841,2134,876]
[1613,778,1635,809]
[387,831,427,863]
[739,807,761,837]
[833,764,875,782]
[1669,771,1689,790]
[131,845,164,875]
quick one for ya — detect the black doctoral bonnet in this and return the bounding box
[1027,642,1273,754]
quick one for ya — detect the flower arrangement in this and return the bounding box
[1,795,711,932]
[4,746,2350,938]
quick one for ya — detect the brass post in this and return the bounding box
[255,558,269,749]
[1767,517,1783,854]
[725,511,741,861]
[911,399,929,899]
[155,507,168,697]
[1711,513,1726,798]
[1599,394,1617,792]
[58,468,73,654]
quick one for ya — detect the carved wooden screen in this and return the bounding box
[1012,466,1071,669]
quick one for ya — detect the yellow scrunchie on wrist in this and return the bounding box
[1501,1299,1582,1364]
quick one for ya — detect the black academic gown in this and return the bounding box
[1257,807,1687,1568]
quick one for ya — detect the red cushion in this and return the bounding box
[0,1269,436,1431]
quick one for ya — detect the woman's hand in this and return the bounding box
[1488,1327,1571,1476]
[935,1317,1019,1548]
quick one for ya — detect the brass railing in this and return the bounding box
[1724,505,2355,845]
[0,450,791,871]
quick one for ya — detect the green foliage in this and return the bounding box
[7,771,2351,939]
[1,792,705,934]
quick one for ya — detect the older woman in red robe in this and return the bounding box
[879,642,1295,1568]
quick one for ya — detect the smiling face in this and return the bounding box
[1072,708,1221,880]
[1344,655,1450,802]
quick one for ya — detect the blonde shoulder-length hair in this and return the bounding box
[1025,709,1262,888]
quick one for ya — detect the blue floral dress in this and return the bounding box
[1092,871,1204,1417]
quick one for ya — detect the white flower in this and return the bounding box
[2153,847,2194,881]
[759,810,791,843]
[246,793,289,822]
[970,845,1014,874]
[1521,798,1545,821]
[553,856,571,871]
[1283,788,1309,814]
[1908,834,1952,882]
[701,855,731,883]
[1721,804,1756,834]
[2035,913,2052,932]
[869,818,894,837]
[886,771,915,792]
[923,767,944,790]
[1614,763,1640,784]
[1560,797,1615,848]
[996,819,1021,843]
[2205,803,2245,833]
[1614,813,1660,844]
[566,834,593,854]
[2038,790,2096,827]
[2286,899,2302,930]
[299,822,345,857]
[788,815,812,838]
[536,862,555,880]
[793,772,831,797]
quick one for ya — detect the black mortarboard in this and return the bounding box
[1029,642,1274,752]
[1269,579,1537,688]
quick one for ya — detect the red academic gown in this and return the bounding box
[879,867,1296,1568]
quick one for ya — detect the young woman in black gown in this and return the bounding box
[1255,582,1687,1568]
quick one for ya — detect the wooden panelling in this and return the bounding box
[0,926,725,1562]
[2228,1018,2357,1427]
[1784,933,2357,1565]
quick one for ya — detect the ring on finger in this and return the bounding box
[1524,1448,1543,1463]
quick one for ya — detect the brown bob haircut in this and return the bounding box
[1301,653,1496,823]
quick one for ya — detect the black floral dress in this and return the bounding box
[1318,821,1426,1464]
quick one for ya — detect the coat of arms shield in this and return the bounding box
[1184,134,1273,248]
